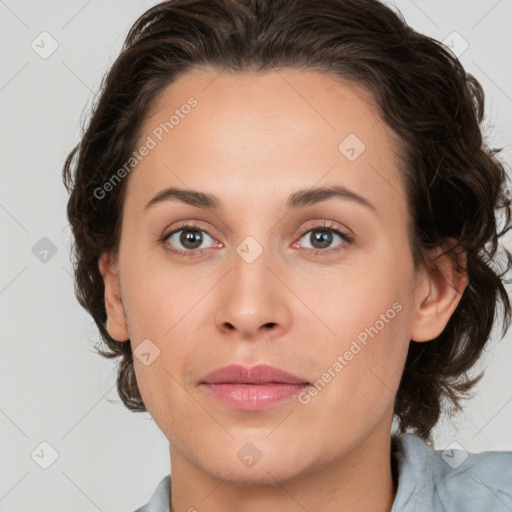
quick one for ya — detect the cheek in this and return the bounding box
[297,306,410,444]
[121,249,206,339]
[298,259,412,399]
[295,260,403,338]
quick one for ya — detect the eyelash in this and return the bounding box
[160,220,354,258]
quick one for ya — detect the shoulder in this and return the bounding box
[132,475,171,512]
[393,433,512,512]
[432,440,512,511]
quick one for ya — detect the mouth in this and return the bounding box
[200,363,310,385]
[199,364,310,410]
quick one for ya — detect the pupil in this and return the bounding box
[312,230,332,249]
[181,229,202,249]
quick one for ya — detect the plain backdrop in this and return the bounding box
[1,0,512,511]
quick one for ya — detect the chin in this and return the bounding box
[204,459,304,488]
[199,442,312,487]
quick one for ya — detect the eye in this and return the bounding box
[161,222,222,258]
[294,221,353,255]
[160,220,353,259]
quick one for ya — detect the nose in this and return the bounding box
[214,243,292,341]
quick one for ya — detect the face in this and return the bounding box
[99,68,464,486]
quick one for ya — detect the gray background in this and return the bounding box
[1,0,511,510]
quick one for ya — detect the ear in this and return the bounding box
[410,240,468,342]
[98,252,130,342]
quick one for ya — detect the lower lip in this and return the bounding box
[200,383,309,410]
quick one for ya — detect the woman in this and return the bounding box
[62,0,512,510]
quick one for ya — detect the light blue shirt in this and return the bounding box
[133,433,512,511]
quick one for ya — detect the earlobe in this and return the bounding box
[410,243,468,343]
[97,252,130,342]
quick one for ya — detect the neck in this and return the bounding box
[168,424,398,512]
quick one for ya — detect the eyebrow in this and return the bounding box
[143,184,377,213]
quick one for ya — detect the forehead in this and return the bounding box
[143,67,385,145]
[126,67,407,222]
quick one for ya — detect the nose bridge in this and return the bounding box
[231,234,275,304]
[228,210,277,286]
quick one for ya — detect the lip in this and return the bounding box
[200,364,309,385]
[199,364,310,411]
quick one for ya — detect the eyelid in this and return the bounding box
[295,219,353,239]
[161,219,216,239]
[160,220,222,247]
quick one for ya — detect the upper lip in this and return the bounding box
[200,364,310,385]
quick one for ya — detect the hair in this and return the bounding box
[62,0,512,441]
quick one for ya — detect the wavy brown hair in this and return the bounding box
[62,0,512,441]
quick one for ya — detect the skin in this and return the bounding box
[98,68,467,512]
